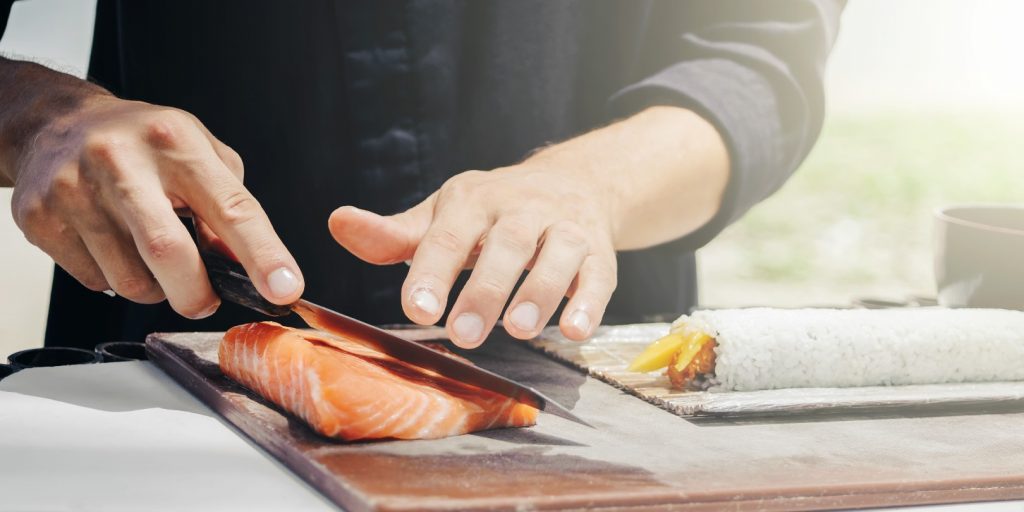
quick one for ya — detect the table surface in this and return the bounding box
[1,355,1024,511]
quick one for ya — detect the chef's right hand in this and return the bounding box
[6,93,304,318]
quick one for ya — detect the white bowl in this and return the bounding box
[934,204,1024,309]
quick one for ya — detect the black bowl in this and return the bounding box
[95,341,149,362]
[0,364,16,381]
[7,347,103,370]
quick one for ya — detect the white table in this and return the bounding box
[1,362,1022,512]
[0,362,334,512]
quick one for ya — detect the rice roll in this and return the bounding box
[629,308,1024,391]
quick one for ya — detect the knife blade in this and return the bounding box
[200,247,591,428]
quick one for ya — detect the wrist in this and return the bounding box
[518,105,729,250]
[0,58,113,185]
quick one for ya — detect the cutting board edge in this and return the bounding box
[370,481,1024,512]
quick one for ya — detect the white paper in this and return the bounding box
[0,362,335,512]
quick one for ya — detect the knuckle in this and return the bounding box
[110,179,144,204]
[113,275,159,301]
[145,109,192,148]
[20,223,55,249]
[49,170,82,198]
[548,221,588,250]
[527,270,567,297]
[140,229,187,262]
[83,133,127,166]
[493,218,538,255]
[469,276,509,303]
[11,193,49,231]
[221,145,245,177]
[424,228,466,255]
[439,171,481,198]
[216,189,263,226]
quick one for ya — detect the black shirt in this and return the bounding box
[1,1,843,348]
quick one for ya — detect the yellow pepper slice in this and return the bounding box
[628,333,686,372]
[672,331,712,372]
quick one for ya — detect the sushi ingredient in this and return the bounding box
[627,333,686,372]
[219,321,538,441]
[670,330,713,374]
[667,334,716,389]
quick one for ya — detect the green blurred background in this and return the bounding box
[699,111,1024,307]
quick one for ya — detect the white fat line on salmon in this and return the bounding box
[389,389,432,439]
[356,394,412,438]
[417,394,453,438]
[483,398,514,430]
[303,366,329,434]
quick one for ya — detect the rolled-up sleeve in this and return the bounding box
[609,0,845,250]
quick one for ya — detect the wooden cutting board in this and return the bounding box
[147,330,1024,511]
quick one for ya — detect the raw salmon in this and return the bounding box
[219,322,538,441]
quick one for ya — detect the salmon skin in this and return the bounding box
[219,322,538,441]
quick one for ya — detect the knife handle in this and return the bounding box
[200,248,294,317]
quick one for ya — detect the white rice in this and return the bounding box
[675,308,1024,392]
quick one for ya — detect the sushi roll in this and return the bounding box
[628,308,1024,391]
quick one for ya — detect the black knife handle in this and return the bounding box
[200,248,293,317]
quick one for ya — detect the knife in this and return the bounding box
[199,247,592,428]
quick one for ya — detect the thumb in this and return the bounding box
[328,197,434,265]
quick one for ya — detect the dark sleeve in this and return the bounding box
[609,0,846,250]
[0,0,16,39]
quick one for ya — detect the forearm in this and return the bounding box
[0,56,111,186]
[522,106,730,251]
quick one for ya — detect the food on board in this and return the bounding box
[219,322,537,440]
[630,308,1024,391]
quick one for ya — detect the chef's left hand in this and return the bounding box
[329,106,730,348]
[330,167,615,348]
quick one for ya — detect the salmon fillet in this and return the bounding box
[219,322,538,441]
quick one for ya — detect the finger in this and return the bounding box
[189,115,245,180]
[76,210,166,304]
[559,250,617,341]
[503,221,589,339]
[401,206,490,327]
[194,216,238,261]
[115,174,221,319]
[328,196,435,265]
[171,142,304,305]
[446,216,543,348]
[31,227,109,293]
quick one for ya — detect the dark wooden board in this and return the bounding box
[148,330,1024,511]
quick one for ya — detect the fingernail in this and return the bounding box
[453,313,484,345]
[102,289,116,297]
[569,310,591,336]
[267,267,300,298]
[509,302,540,332]
[411,288,440,316]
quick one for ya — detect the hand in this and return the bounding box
[329,106,729,347]
[7,93,304,317]
[330,168,616,347]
